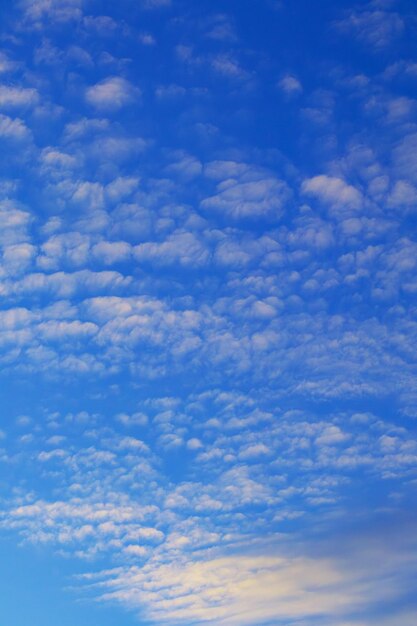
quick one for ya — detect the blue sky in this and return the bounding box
[0,0,417,624]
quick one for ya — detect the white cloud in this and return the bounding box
[38,232,91,270]
[0,85,39,108]
[336,9,404,49]
[116,412,148,426]
[211,55,247,79]
[134,231,209,267]
[20,0,83,25]
[10,270,131,298]
[392,133,417,182]
[0,114,31,140]
[387,180,417,210]
[40,147,78,170]
[71,181,105,210]
[187,438,203,450]
[138,32,156,45]
[316,425,350,446]
[84,547,416,626]
[92,241,132,265]
[63,117,110,141]
[86,77,141,111]
[0,53,19,74]
[0,201,32,244]
[239,443,270,460]
[202,178,291,219]
[89,136,147,162]
[206,17,237,42]
[165,153,202,180]
[204,160,250,180]
[0,4,416,625]
[3,243,36,275]
[105,176,139,202]
[123,544,148,557]
[214,239,251,267]
[302,175,364,214]
[279,75,303,95]
[37,320,98,341]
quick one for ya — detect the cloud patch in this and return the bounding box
[86,77,141,111]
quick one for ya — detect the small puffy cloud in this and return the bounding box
[187,438,203,451]
[67,45,94,68]
[41,148,76,168]
[63,117,110,141]
[116,412,148,427]
[106,177,140,203]
[85,77,141,111]
[385,96,415,123]
[336,9,404,49]
[92,241,132,265]
[202,178,291,220]
[37,320,98,341]
[0,53,19,74]
[0,114,31,141]
[138,33,156,45]
[302,175,364,214]
[206,16,237,42]
[123,545,148,557]
[384,60,417,80]
[239,443,271,460]
[204,160,250,180]
[316,425,350,446]
[116,436,149,453]
[392,133,417,182]
[10,269,130,299]
[134,231,209,267]
[110,203,151,241]
[71,181,105,210]
[0,307,32,330]
[165,153,202,180]
[127,527,164,543]
[38,232,90,270]
[21,0,83,26]
[0,85,39,108]
[211,55,247,79]
[214,239,251,267]
[40,147,78,174]
[82,15,118,36]
[3,243,36,275]
[16,414,32,426]
[387,180,417,210]
[158,433,183,450]
[0,201,32,244]
[278,75,303,95]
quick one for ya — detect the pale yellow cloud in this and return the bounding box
[92,553,385,625]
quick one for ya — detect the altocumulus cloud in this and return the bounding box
[0,0,415,625]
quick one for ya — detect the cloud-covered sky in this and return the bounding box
[0,0,416,624]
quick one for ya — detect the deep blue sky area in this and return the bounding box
[0,0,416,624]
